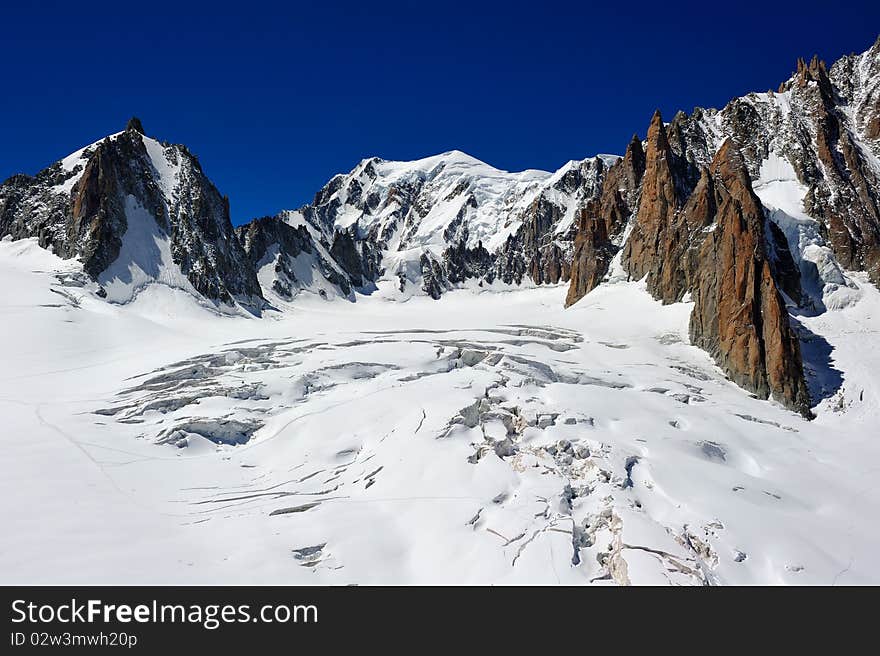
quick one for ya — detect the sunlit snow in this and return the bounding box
[2,236,878,584]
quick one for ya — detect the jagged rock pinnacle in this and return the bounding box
[125,117,145,135]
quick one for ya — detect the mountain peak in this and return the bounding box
[439,149,472,159]
[125,117,145,135]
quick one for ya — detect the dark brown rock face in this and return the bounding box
[621,110,702,303]
[564,205,617,307]
[687,142,811,416]
[565,134,645,306]
[69,131,160,278]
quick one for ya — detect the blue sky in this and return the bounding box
[2,0,878,225]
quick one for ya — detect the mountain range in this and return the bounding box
[2,36,879,420]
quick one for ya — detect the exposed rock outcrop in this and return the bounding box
[565,135,645,306]
[620,111,703,303]
[443,239,494,284]
[329,227,382,288]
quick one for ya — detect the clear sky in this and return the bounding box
[2,0,878,225]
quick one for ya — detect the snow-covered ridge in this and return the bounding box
[304,149,605,251]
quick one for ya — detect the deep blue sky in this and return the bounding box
[2,1,878,225]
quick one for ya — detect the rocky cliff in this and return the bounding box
[565,135,645,306]
[687,141,811,416]
[565,36,880,415]
[610,114,811,414]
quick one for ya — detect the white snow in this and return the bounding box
[98,195,200,303]
[142,135,180,200]
[353,150,552,252]
[2,238,879,584]
[754,152,858,310]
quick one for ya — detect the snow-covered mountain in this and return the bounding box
[0,121,614,310]
[241,150,614,303]
[0,118,263,313]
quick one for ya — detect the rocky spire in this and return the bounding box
[564,131,645,306]
[621,109,685,301]
[622,133,646,190]
[125,116,145,135]
[795,55,834,98]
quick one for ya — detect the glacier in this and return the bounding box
[2,235,879,584]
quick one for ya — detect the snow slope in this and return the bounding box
[2,236,878,584]
[99,195,201,303]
